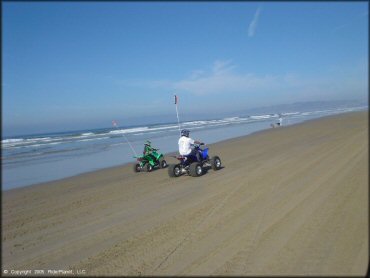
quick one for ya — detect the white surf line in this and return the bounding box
[154,175,245,272]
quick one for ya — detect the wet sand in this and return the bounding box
[2,111,368,276]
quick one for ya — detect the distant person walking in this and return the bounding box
[278,114,283,126]
[271,114,283,128]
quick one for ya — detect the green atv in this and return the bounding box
[133,142,168,172]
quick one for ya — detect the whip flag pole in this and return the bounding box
[174,94,181,136]
[112,120,137,157]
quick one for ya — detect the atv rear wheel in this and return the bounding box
[159,158,168,169]
[146,163,153,172]
[189,162,203,177]
[210,156,222,170]
[168,164,181,177]
[133,163,141,172]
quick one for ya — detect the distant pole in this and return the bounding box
[174,94,181,136]
[112,120,137,156]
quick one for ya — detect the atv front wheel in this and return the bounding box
[210,156,222,170]
[147,163,153,172]
[189,162,203,177]
[168,164,181,177]
[159,158,168,169]
[133,163,141,172]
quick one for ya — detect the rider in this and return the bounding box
[143,140,157,160]
[178,129,203,162]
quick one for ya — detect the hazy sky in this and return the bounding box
[3,1,368,135]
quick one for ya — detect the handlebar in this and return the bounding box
[192,143,205,147]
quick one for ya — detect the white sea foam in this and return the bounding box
[48,142,62,145]
[25,137,53,142]
[109,127,150,135]
[282,112,300,116]
[223,117,240,121]
[2,138,24,144]
[250,114,273,120]
[78,137,110,142]
[81,132,95,136]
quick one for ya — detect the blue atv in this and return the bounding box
[168,143,222,177]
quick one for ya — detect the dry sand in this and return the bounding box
[2,111,368,276]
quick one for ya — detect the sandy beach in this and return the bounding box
[2,111,368,276]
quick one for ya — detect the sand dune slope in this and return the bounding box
[2,111,368,276]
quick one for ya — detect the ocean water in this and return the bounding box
[2,105,367,190]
